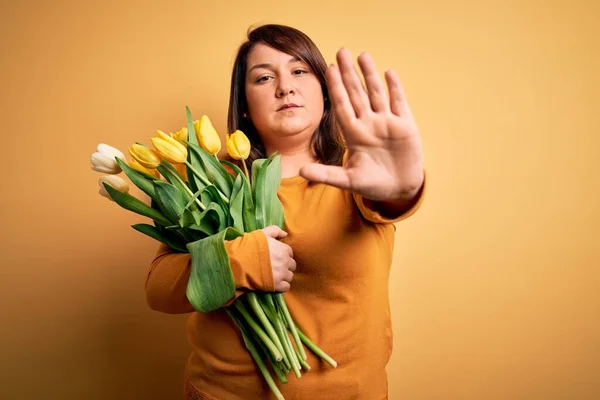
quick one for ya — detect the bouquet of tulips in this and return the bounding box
[90,107,336,399]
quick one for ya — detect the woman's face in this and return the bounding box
[244,42,324,149]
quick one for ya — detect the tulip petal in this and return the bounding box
[97,143,125,161]
[91,152,121,174]
[98,186,114,201]
[129,144,161,169]
[99,175,129,193]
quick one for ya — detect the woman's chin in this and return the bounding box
[275,119,315,136]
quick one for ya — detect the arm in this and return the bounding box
[145,230,274,314]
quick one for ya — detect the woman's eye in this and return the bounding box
[256,76,272,83]
[294,69,308,75]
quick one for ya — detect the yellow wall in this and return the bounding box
[2,0,598,398]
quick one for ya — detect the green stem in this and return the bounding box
[249,327,288,385]
[298,356,311,372]
[184,160,230,205]
[258,295,293,371]
[242,157,250,178]
[282,325,302,377]
[234,301,282,362]
[296,329,337,369]
[275,294,307,360]
[247,293,285,357]
[290,340,311,371]
[226,310,285,400]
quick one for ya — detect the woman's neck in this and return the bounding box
[264,144,317,178]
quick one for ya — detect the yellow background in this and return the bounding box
[1,0,598,398]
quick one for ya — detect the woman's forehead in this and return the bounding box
[247,43,304,69]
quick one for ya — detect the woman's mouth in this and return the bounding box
[278,103,300,111]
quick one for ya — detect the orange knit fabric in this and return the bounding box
[146,172,425,400]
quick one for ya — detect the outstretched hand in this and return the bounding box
[300,48,424,203]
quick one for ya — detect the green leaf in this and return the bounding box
[102,183,171,226]
[131,223,165,242]
[220,159,256,231]
[181,208,197,228]
[115,157,157,198]
[187,202,226,236]
[186,227,243,313]
[252,159,267,229]
[161,226,189,252]
[230,174,245,232]
[154,181,187,225]
[185,106,205,193]
[264,155,285,229]
[157,161,204,215]
[251,158,266,193]
[187,142,233,198]
[157,162,187,193]
[253,153,284,229]
[199,185,230,226]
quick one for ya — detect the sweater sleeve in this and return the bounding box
[145,230,274,314]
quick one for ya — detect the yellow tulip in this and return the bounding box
[171,127,188,145]
[129,144,161,169]
[151,130,188,164]
[90,143,124,174]
[226,130,251,160]
[128,158,159,178]
[195,115,222,155]
[98,175,129,201]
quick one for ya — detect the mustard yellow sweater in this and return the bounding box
[146,172,425,400]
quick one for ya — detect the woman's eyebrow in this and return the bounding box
[248,56,302,73]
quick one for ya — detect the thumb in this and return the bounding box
[300,164,352,190]
[261,225,288,239]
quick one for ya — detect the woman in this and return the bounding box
[146,24,425,400]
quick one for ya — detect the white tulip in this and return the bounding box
[98,175,129,201]
[90,143,125,174]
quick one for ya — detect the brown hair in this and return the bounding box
[225,23,345,171]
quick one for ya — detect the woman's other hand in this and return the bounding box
[300,48,424,206]
[261,225,296,292]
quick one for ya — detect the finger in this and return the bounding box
[286,244,294,259]
[299,163,352,191]
[337,48,371,117]
[276,281,291,292]
[262,225,288,239]
[285,270,294,283]
[357,52,389,113]
[385,68,412,118]
[326,64,356,130]
[289,258,297,272]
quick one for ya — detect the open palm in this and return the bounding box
[300,48,424,202]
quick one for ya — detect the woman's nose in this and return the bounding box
[276,77,295,97]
